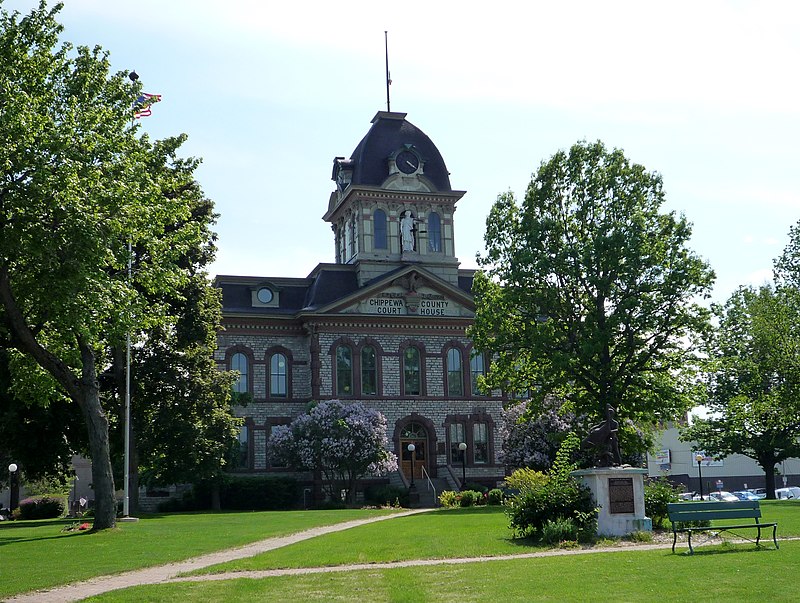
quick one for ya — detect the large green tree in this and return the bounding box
[0,2,225,528]
[682,284,800,498]
[470,141,714,454]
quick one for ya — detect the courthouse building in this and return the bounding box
[214,111,506,497]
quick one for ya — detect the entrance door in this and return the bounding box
[400,422,428,481]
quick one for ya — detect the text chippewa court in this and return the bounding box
[365,293,451,316]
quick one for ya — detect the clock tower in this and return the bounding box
[324,111,466,287]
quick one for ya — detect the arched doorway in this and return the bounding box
[400,422,427,481]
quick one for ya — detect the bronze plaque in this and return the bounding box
[608,477,635,514]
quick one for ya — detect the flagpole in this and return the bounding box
[121,70,140,522]
[124,239,132,518]
[384,31,391,112]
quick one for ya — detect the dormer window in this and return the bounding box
[332,157,354,192]
[252,284,279,307]
[257,287,273,304]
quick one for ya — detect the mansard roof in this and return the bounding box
[215,263,475,317]
[348,112,452,192]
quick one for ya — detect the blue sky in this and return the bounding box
[7,0,800,303]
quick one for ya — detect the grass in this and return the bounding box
[85,541,800,602]
[0,508,398,598]
[190,500,800,574]
[4,500,799,601]
[188,506,537,573]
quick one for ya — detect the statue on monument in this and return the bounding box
[581,404,622,467]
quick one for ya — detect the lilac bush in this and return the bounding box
[500,397,575,472]
[267,400,398,504]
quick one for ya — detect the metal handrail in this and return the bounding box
[420,465,437,507]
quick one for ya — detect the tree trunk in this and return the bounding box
[0,270,117,529]
[211,482,221,510]
[763,461,778,499]
[77,350,117,530]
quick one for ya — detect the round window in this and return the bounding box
[256,287,273,304]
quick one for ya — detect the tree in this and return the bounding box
[682,284,800,499]
[0,349,87,486]
[0,2,221,528]
[122,272,241,512]
[470,141,714,454]
[267,400,398,504]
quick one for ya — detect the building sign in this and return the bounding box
[366,293,405,315]
[693,451,724,467]
[357,290,460,317]
[608,477,635,514]
[654,449,670,465]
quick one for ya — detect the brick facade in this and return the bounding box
[214,111,507,496]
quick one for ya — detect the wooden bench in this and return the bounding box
[667,500,778,554]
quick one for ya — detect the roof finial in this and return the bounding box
[384,31,391,112]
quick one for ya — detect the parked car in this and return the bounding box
[774,487,800,500]
[708,491,739,502]
[748,488,767,499]
[678,492,700,501]
[733,490,761,501]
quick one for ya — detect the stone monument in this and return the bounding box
[573,405,652,536]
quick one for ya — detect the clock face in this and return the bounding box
[396,150,419,174]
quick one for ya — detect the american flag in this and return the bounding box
[133,93,162,119]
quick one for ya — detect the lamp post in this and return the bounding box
[8,463,19,513]
[696,454,704,500]
[407,443,416,489]
[458,442,467,490]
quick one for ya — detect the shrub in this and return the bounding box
[503,467,548,492]
[644,476,681,529]
[458,490,483,507]
[541,517,579,545]
[189,476,300,511]
[628,530,653,543]
[462,482,488,494]
[438,490,459,508]
[15,495,65,520]
[505,433,597,542]
[487,488,504,505]
[364,484,409,508]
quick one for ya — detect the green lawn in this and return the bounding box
[86,541,800,602]
[191,500,800,574]
[189,506,537,573]
[0,508,398,598]
[4,500,799,601]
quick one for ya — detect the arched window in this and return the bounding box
[428,212,442,252]
[374,209,387,250]
[231,352,248,394]
[361,346,377,395]
[270,353,288,397]
[470,351,486,396]
[336,345,353,396]
[403,347,421,396]
[447,348,463,397]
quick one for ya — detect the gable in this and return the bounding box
[315,267,475,319]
